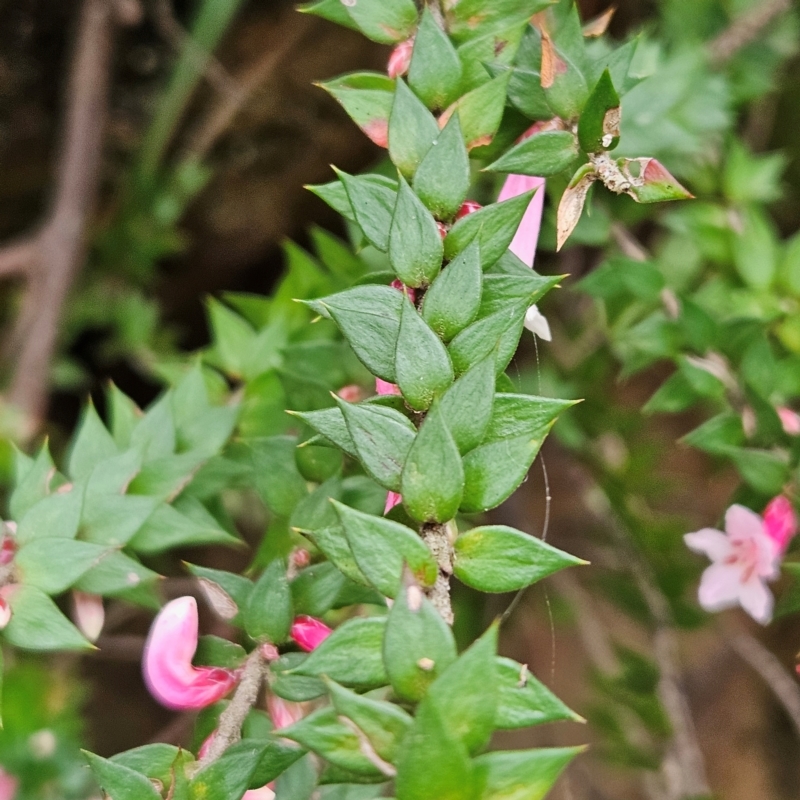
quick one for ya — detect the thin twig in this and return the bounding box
[0,237,38,278]
[420,522,453,624]
[198,648,266,766]
[707,0,792,67]
[3,0,120,428]
[726,631,800,738]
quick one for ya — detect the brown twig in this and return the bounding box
[0,0,123,429]
[198,647,266,766]
[707,0,792,67]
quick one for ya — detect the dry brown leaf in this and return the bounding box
[583,6,616,38]
[557,172,597,251]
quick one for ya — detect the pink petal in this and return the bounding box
[738,578,774,625]
[375,378,401,396]
[498,174,546,268]
[337,385,362,403]
[0,597,11,630]
[71,591,105,642]
[683,529,731,562]
[384,491,402,514]
[0,769,18,800]
[290,615,332,652]
[763,495,797,555]
[697,563,742,612]
[778,406,800,435]
[724,504,766,544]
[455,200,482,219]
[143,596,239,710]
[244,788,276,800]
[267,693,304,731]
[387,38,414,79]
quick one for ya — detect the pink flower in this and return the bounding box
[763,496,797,555]
[498,173,546,268]
[243,788,276,800]
[455,200,482,219]
[143,596,239,710]
[0,596,11,630]
[684,505,780,624]
[375,378,401,396]
[387,38,414,79]
[778,406,800,436]
[384,491,402,515]
[290,615,332,652]
[0,768,18,800]
[71,591,105,642]
[267,693,304,731]
[337,384,362,403]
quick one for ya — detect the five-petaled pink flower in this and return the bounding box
[684,504,780,624]
[290,615,332,652]
[143,596,239,710]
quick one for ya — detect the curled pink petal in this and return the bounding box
[498,173,546,267]
[0,768,18,800]
[290,615,332,652]
[376,378,401,396]
[778,406,800,436]
[71,591,104,643]
[143,596,239,710]
[267,693,304,731]
[387,38,414,79]
[384,491,402,515]
[763,496,797,555]
[455,200,482,219]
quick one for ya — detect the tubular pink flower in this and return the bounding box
[684,505,780,624]
[290,615,332,652]
[0,768,18,800]
[763,496,797,555]
[778,406,800,436]
[71,591,105,643]
[384,491,402,515]
[143,596,239,710]
[498,173,546,268]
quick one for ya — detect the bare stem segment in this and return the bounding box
[421,522,453,625]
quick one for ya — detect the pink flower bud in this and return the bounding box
[291,548,311,569]
[778,406,800,436]
[763,496,797,555]
[0,596,11,630]
[387,38,414,79]
[436,221,449,239]
[290,615,332,652]
[143,596,239,710]
[384,491,402,515]
[71,591,105,642]
[455,200,482,219]
[375,378,401,396]
[337,384,362,403]
[259,643,280,662]
[0,768,18,800]
[267,693,304,731]
[390,279,416,304]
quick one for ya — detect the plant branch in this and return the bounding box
[199,648,266,766]
[725,630,800,738]
[421,522,453,624]
[707,0,792,67]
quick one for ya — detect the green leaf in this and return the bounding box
[299,0,360,30]
[186,564,254,622]
[426,624,498,753]
[271,652,327,701]
[621,158,693,204]
[250,737,307,786]
[474,748,582,800]
[108,384,141,449]
[291,408,358,458]
[338,399,416,492]
[194,635,247,669]
[460,394,572,513]
[413,114,470,221]
[401,405,464,523]
[577,69,620,153]
[327,679,413,763]
[486,130,579,177]
[245,559,293,643]
[495,657,582,729]
[308,285,404,381]
[110,744,183,786]
[15,539,109,595]
[395,298,453,411]
[438,353,496,454]
[189,740,271,800]
[446,0,551,42]
[75,550,158,598]
[340,0,418,44]
[421,240,482,341]
[250,436,309,517]
[3,585,90,651]
[408,8,462,109]
[293,617,389,688]
[389,176,444,288]
[207,297,256,378]
[127,449,209,500]
[16,486,84,544]
[479,272,561,318]
[394,699,475,800]
[84,751,162,800]
[321,72,394,144]
[722,446,790,496]
[283,707,385,777]
[291,562,347,617]
[448,304,527,377]
[446,72,510,149]
[541,36,588,120]
[453,525,584,593]
[332,500,437,597]
[128,503,239,554]
[335,170,398,251]
[10,443,56,520]
[129,393,177,460]
[68,402,119,481]
[384,581,457,701]
[388,80,440,178]
[444,191,535,269]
